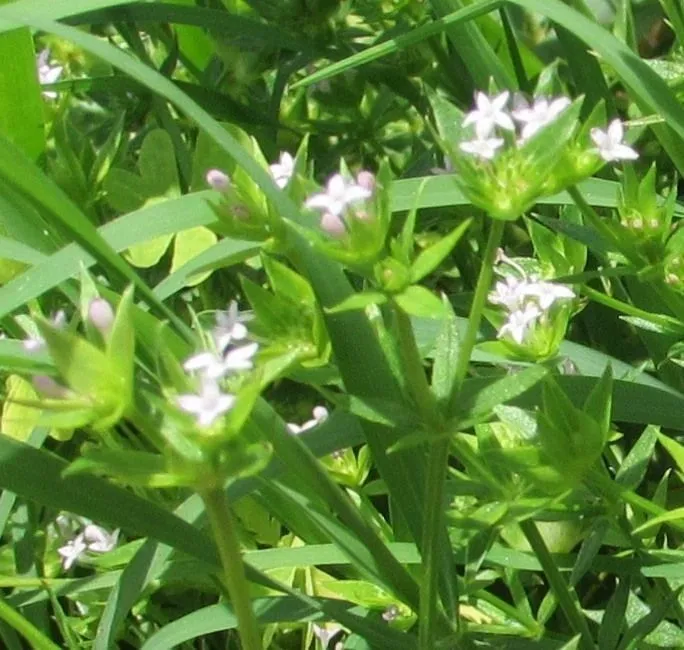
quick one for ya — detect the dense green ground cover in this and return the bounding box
[2,1,684,648]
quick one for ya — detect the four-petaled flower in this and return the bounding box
[58,535,87,571]
[462,91,515,138]
[590,119,638,162]
[523,280,576,310]
[37,50,63,99]
[177,377,236,427]
[459,136,504,160]
[56,521,118,571]
[269,152,294,189]
[213,301,249,352]
[184,342,259,380]
[305,174,372,218]
[83,524,119,553]
[498,303,542,344]
[489,275,527,311]
[512,97,571,142]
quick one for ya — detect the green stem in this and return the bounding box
[566,185,624,257]
[419,219,505,650]
[419,437,454,650]
[520,520,595,650]
[0,596,60,650]
[451,219,505,399]
[201,487,262,650]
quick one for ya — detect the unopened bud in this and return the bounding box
[312,406,329,422]
[206,169,230,192]
[356,170,376,193]
[33,375,69,399]
[88,298,114,334]
[320,212,346,238]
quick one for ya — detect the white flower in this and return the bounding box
[512,97,571,142]
[184,342,259,380]
[522,280,575,310]
[489,276,527,311]
[590,119,638,162]
[177,377,236,427]
[83,524,119,553]
[459,136,504,160]
[287,406,329,435]
[37,50,63,99]
[269,152,294,189]
[213,301,249,353]
[223,343,259,371]
[498,303,542,344]
[22,310,66,353]
[58,534,87,570]
[462,91,515,138]
[305,174,372,217]
[312,623,342,647]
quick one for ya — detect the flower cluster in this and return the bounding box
[177,302,258,428]
[489,255,575,345]
[54,513,119,571]
[459,91,637,163]
[305,171,375,237]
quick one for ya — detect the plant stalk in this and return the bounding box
[451,218,505,399]
[419,219,505,650]
[201,486,262,650]
[520,520,594,650]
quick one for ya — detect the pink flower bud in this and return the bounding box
[356,170,376,193]
[33,375,69,399]
[206,169,230,191]
[88,298,114,334]
[320,212,346,238]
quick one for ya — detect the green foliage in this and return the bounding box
[0,1,684,649]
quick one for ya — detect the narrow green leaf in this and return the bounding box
[0,25,44,159]
[409,219,471,284]
[615,425,659,490]
[431,297,461,404]
[290,0,503,89]
[598,576,630,650]
[326,292,387,314]
[428,0,514,89]
[394,285,444,318]
[457,365,549,422]
[0,596,60,650]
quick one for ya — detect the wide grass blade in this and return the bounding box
[141,598,416,650]
[0,16,44,160]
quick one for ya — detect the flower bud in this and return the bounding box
[320,212,346,238]
[33,375,69,399]
[206,169,230,192]
[88,298,114,335]
[356,170,376,193]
